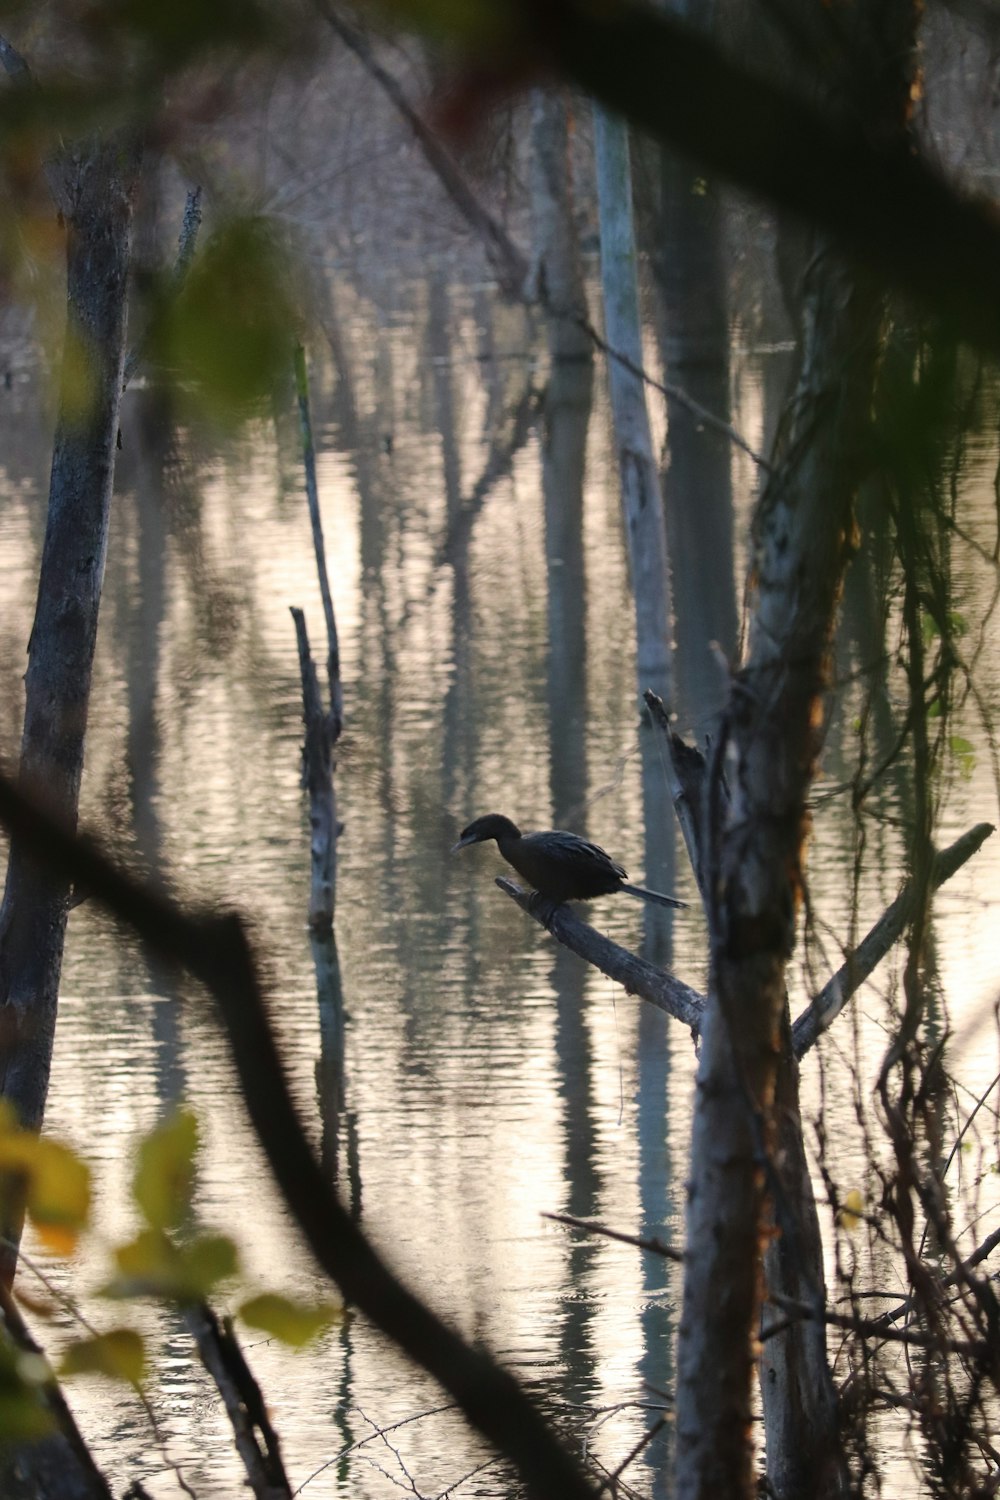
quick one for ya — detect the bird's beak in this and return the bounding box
[451,834,477,853]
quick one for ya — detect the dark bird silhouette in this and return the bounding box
[452,814,685,908]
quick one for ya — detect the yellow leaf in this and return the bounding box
[237,1293,340,1348]
[0,1130,90,1252]
[28,1138,91,1245]
[134,1110,198,1230]
[838,1189,864,1231]
[59,1330,146,1386]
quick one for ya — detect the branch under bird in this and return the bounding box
[451,813,686,908]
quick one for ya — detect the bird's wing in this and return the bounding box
[526,831,627,880]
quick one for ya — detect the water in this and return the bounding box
[0,277,998,1497]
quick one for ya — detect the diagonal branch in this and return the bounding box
[495,876,705,1032]
[792,821,994,1056]
[0,770,597,1500]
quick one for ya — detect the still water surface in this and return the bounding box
[0,277,998,1497]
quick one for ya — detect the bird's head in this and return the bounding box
[451,813,522,852]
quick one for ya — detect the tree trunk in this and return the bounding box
[0,136,139,1161]
[673,247,884,1500]
[655,147,738,732]
[593,106,673,710]
[530,89,591,365]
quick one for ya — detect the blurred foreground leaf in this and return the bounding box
[0,1341,52,1446]
[105,1228,239,1302]
[0,1123,91,1255]
[238,1292,340,1347]
[59,1329,146,1386]
[133,1109,198,1230]
[153,214,301,423]
[838,1188,864,1231]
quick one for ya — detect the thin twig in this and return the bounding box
[544,1211,684,1262]
[764,1292,990,1357]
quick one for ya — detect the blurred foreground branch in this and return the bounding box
[0,770,597,1500]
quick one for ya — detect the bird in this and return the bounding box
[451,814,686,908]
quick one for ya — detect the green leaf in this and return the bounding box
[27,1139,91,1252]
[104,1229,239,1303]
[59,1330,146,1386]
[237,1293,340,1348]
[134,1110,198,1230]
[949,735,975,779]
[155,215,301,424]
[182,1234,240,1298]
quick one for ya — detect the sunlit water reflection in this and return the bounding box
[0,279,997,1497]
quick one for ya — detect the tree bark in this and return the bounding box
[673,248,884,1500]
[530,90,591,365]
[0,135,140,1197]
[593,106,673,710]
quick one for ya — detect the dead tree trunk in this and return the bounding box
[673,249,884,1500]
[0,135,140,1157]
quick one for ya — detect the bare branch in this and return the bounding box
[496,876,704,1032]
[0,770,598,1500]
[792,822,995,1056]
[763,1292,991,1359]
[184,1301,291,1500]
[544,1211,684,1262]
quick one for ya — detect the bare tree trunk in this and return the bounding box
[673,246,883,1500]
[0,134,140,1224]
[593,106,673,710]
[593,105,678,944]
[530,90,591,365]
[654,146,738,731]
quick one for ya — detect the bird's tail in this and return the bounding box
[620,882,687,909]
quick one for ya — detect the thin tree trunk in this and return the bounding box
[0,135,140,1287]
[530,90,591,365]
[593,105,677,938]
[655,147,738,731]
[593,106,673,710]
